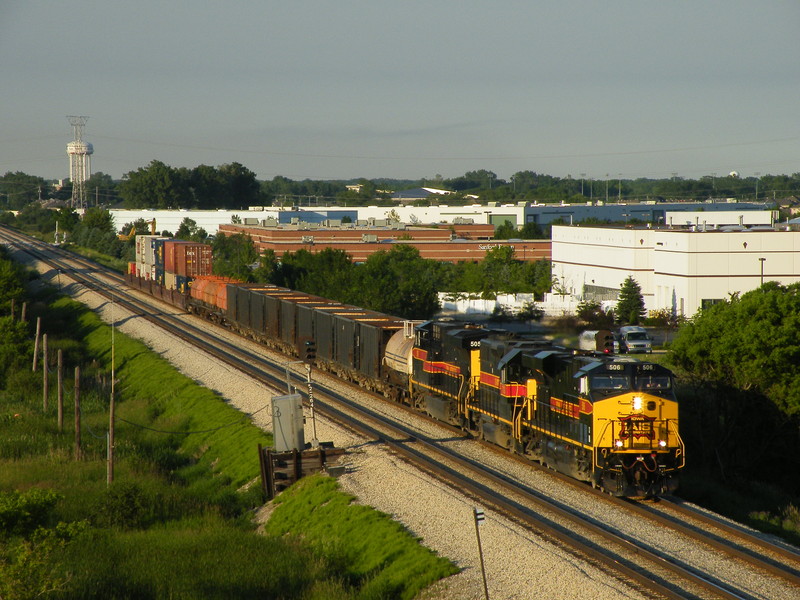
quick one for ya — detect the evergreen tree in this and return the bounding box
[616,276,645,324]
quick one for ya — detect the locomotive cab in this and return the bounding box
[588,360,684,497]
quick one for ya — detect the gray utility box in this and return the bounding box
[271,393,304,452]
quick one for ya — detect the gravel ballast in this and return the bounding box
[14,248,768,600]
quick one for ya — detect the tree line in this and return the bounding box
[668,282,800,498]
[213,231,553,320]
[4,165,800,213]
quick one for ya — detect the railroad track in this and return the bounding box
[3,226,799,599]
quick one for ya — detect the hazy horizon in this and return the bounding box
[2,2,798,183]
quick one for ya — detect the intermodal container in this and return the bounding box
[136,262,154,281]
[152,238,167,268]
[164,241,213,277]
[175,275,190,294]
[135,235,167,266]
[154,266,165,287]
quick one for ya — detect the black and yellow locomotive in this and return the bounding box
[410,321,684,497]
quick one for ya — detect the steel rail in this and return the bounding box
[1,228,789,599]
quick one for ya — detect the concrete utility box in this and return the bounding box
[271,393,304,452]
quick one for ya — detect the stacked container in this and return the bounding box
[134,235,167,281]
[164,241,213,277]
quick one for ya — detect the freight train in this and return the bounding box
[125,252,684,498]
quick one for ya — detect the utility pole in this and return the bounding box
[108,295,116,485]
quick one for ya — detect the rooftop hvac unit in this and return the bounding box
[362,234,378,243]
[301,235,314,243]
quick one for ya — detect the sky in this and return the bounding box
[2,1,799,184]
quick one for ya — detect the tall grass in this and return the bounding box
[1,294,458,598]
[267,475,460,600]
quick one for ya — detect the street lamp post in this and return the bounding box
[759,257,766,286]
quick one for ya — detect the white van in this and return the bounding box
[618,326,653,353]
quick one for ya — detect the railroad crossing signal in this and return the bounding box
[304,340,316,363]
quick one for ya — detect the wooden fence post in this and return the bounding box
[57,349,64,431]
[32,317,41,372]
[42,333,49,411]
[74,366,81,460]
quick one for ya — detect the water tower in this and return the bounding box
[66,116,94,209]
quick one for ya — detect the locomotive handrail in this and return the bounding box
[667,420,686,468]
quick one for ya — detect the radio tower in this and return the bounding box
[66,116,94,209]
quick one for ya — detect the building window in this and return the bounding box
[700,299,724,310]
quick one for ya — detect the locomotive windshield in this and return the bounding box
[635,375,671,390]
[590,375,631,390]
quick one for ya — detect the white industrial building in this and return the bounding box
[552,212,800,317]
[108,200,773,237]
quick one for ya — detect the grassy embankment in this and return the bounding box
[0,294,457,599]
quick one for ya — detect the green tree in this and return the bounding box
[69,208,125,257]
[0,171,48,210]
[576,300,615,329]
[119,160,193,209]
[616,276,645,324]
[0,250,27,314]
[493,220,517,240]
[670,283,800,418]
[84,172,118,206]
[520,260,553,300]
[174,218,208,243]
[80,207,116,235]
[481,245,519,296]
[55,207,80,234]
[211,233,257,281]
[352,245,440,319]
[217,162,262,209]
[668,283,800,491]
[13,204,57,235]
